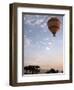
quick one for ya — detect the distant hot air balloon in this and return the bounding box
[47,17,61,37]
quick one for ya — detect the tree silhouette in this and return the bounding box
[61,70,63,73]
[24,65,40,74]
[24,66,30,74]
[46,68,59,73]
[56,70,59,73]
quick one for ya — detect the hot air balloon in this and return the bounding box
[47,17,61,37]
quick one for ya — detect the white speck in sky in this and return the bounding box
[24,38,31,48]
[48,42,52,45]
[46,47,50,50]
[29,29,32,33]
[24,17,26,20]
[44,38,49,41]
[42,29,47,32]
[24,34,27,38]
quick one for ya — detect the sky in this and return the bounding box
[23,14,63,71]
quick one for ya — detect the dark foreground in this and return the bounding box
[24,65,63,74]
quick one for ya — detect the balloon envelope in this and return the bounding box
[47,17,61,36]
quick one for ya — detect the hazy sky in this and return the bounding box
[23,14,63,71]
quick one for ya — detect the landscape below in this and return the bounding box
[24,65,63,74]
